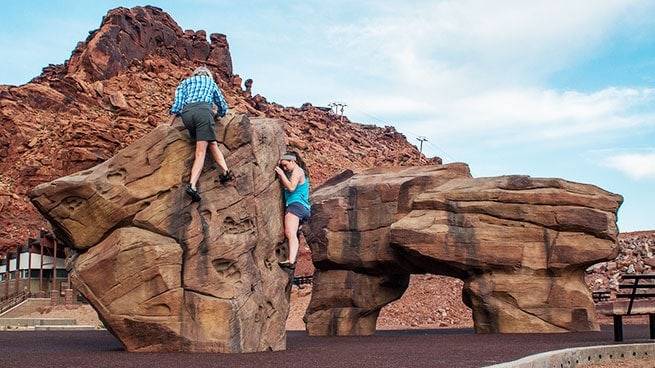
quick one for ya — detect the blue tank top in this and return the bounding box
[284,169,310,210]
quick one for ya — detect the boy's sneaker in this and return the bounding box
[278,261,296,270]
[185,184,201,202]
[219,170,233,184]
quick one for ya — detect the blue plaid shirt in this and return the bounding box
[169,75,228,116]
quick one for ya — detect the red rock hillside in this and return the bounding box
[0,5,439,253]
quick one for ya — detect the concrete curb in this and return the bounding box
[484,342,655,367]
[0,317,76,327]
[34,325,99,331]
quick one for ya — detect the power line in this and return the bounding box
[417,136,428,164]
[416,136,428,153]
[351,106,457,162]
[404,131,457,163]
[328,102,347,123]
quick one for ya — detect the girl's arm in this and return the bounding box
[276,167,303,192]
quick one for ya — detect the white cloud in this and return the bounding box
[603,152,655,179]
[307,1,655,149]
[325,0,650,87]
[346,83,655,147]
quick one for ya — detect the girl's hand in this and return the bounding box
[274,166,284,177]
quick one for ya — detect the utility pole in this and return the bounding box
[329,102,347,123]
[417,136,427,164]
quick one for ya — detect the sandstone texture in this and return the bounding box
[29,115,291,353]
[304,165,623,335]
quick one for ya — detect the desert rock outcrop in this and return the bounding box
[30,115,291,353]
[304,166,623,335]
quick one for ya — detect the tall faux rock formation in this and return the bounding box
[304,165,623,335]
[30,115,291,352]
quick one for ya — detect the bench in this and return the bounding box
[293,275,313,287]
[592,290,610,303]
[596,274,655,341]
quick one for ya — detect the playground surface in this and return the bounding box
[0,325,653,367]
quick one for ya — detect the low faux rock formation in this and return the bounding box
[304,165,623,335]
[30,115,291,353]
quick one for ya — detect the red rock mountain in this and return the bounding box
[0,6,439,252]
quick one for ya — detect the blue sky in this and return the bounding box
[1,1,654,232]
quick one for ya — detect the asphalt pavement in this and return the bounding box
[0,325,652,367]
